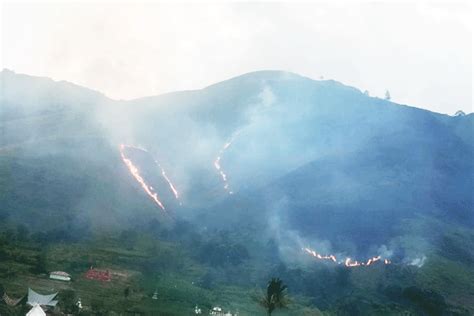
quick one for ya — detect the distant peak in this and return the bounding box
[233,70,305,79]
[1,68,15,73]
[454,110,466,117]
[209,70,307,87]
[1,68,17,77]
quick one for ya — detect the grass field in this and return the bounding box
[0,232,326,315]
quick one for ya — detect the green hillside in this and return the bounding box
[1,70,473,315]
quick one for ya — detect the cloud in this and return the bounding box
[1,2,471,114]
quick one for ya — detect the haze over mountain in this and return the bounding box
[1,69,474,314]
[1,68,473,254]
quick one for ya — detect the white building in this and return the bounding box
[49,271,71,281]
[210,306,236,316]
[26,304,46,316]
[27,288,58,307]
[195,305,202,314]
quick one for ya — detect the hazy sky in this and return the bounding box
[1,1,472,114]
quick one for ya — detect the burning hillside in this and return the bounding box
[119,144,181,214]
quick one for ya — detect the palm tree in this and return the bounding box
[256,278,289,315]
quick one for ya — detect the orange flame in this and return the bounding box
[120,144,180,201]
[303,247,337,263]
[120,144,166,212]
[214,131,242,194]
[365,256,381,266]
[159,164,179,200]
[303,247,391,268]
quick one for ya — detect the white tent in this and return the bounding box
[27,288,58,307]
[26,304,46,316]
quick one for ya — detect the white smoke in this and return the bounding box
[266,197,334,266]
[377,245,394,259]
[407,255,427,268]
[258,85,276,108]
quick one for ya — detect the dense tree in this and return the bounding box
[256,278,289,315]
[0,248,8,261]
[403,286,447,316]
[197,239,249,266]
[59,289,79,314]
[32,251,47,274]
[119,229,138,250]
[91,299,106,315]
[199,272,215,289]
[15,224,29,241]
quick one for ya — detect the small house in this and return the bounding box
[49,271,71,281]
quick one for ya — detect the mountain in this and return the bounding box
[1,69,472,234]
[0,70,162,232]
[1,69,473,314]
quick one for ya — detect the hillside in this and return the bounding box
[0,69,473,315]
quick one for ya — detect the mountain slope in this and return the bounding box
[0,71,164,233]
[0,69,472,237]
[1,69,473,314]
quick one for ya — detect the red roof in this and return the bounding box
[84,269,111,282]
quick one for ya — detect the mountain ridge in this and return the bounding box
[2,68,470,117]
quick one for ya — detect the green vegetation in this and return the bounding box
[1,215,473,315]
[255,278,289,315]
[1,70,473,315]
[0,225,317,315]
